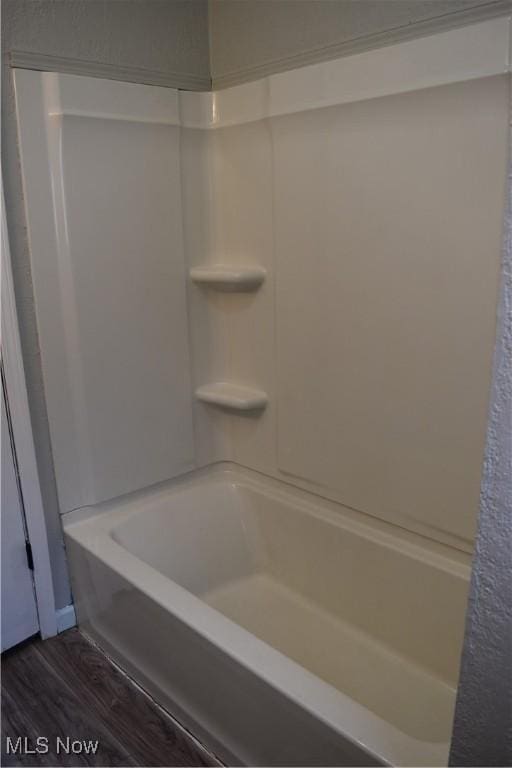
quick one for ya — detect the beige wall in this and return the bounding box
[1,0,210,609]
[209,0,510,87]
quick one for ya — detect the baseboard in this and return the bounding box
[55,604,77,633]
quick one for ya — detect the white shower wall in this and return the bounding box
[188,20,509,551]
[212,76,508,549]
[15,17,510,550]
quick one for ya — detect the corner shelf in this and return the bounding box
[195,382,268,412]
[190,265,266,292]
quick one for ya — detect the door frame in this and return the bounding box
[1,179,58,639]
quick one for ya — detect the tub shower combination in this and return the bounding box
[15,17,510,768]
[65,467,469,766]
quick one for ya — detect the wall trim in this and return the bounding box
[1,182,58,640]
[14,18,511,132]
[55,604,77,633]
[211,1,512,90]
[9,50,211,92]
[203,16,510,129]
[9,4,510,96]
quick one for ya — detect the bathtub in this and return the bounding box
[64,464,470,767]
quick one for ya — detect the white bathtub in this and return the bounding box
[64,465,470,767]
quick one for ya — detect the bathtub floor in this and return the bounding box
[203,573,455,744]
[1,629,219,767]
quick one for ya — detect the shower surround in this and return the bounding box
[14,17,510,766]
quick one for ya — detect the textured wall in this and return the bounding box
[1,0,210,609]
[209,0,511,87]
[449,134,512,763]
[3,0,210,82]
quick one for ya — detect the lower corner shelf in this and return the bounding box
[195,382,268,412]
[190,265,266,292]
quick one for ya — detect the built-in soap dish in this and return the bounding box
[195,382,268,412]
[190,265,266,292]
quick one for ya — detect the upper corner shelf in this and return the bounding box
[190,265,266,292]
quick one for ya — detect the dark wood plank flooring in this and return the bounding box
[1,629,220,767]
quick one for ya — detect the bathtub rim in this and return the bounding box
[65,461,472,572]
[63,462,466,767]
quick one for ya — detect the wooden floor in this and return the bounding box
[1,629,219,767]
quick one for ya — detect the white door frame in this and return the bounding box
[1,178,58,639]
